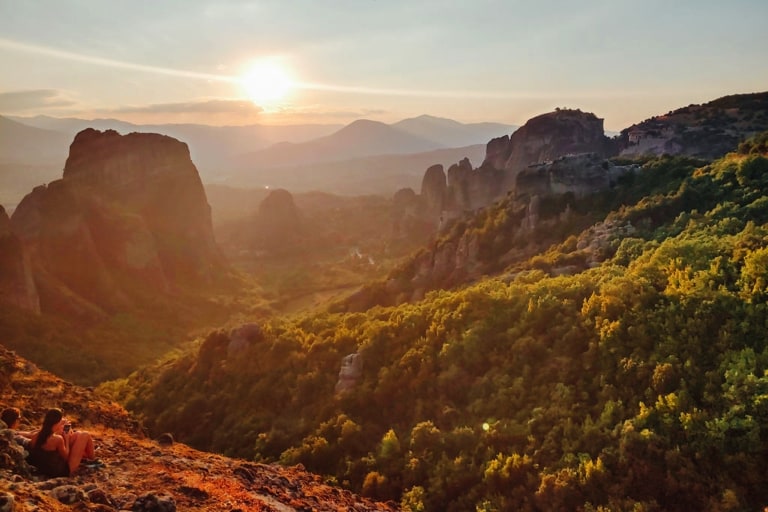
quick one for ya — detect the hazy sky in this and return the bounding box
[1,0,766,130]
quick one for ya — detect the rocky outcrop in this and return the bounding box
[483,135,513,171]
[335,352,364,395]
[252,188,303,252]
[576,219,637,268]
[618,92,768,160]
[515,153,638,200]
[446,157,504,211]
[8,129,223,317]
[394,109,615,241]
[227,323,263,358]
[420,164,447,217]
[486,108,613,191]
[0,345,398,512]
[0,205,39,313]
[391,187,422,240]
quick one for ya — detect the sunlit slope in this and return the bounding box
[113,134,768,510]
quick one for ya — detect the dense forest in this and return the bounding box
[107,133,768,511]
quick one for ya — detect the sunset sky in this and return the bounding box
[1,0,766,131]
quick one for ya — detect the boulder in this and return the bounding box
[227,323,263,357]
[335,353,364,395]
[50,484,86,505]
[132,493,176,512]
[0,492,13,512]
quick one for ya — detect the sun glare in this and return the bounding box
[240,58,293,108]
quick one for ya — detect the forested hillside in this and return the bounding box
[108,133,768,511]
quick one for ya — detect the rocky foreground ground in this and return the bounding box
[0,346,399,511]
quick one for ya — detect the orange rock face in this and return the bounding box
[8,129,225,318]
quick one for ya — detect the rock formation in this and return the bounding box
[0,345,398,512]
[251,188,303,252]
[369,96,768,312]
[515,153,637,200]
[335,352,364,395]
[227,323,264,358]
[8,129,224,318]
[446,156,504,212]
[374,110,633,311]
[618,92,768,160]
[420,164,447,217]
[484,108,613,196]
[0,205,40,314]
[392,109,615,243]
[391,187,421,239]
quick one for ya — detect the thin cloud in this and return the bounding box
[0,36,665,106]
[0,89,75,111]
[268,105,391,121]
[0,36,618,102]
[0,37,236,83]
[115,99,263,115]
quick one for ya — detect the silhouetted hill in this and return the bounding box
[0,115,71,165]
[392,114,517,147]
[5,114,508,201]
[7,115,343,181]
[235,119,444,169]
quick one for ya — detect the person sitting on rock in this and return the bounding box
[28,408,96,477]
[1,407,33,447]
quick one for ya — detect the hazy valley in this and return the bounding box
[3,91,768,511]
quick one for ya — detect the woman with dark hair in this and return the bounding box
[28,408,95,477]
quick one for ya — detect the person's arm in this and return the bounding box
[54,432,70,460]
[56,434,69,460]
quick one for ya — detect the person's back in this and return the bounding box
[27,441,70,477]
[27,408,96,477]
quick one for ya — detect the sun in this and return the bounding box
[239,58,294,107]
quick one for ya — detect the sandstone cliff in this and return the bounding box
[618,91,768,159]
[484,108,613,192]
[358,110,635,312]
[0,205,39,313]
[8,129,224,318]
[392,109,616,247]
[0,345,398,512]
[515,153,637,200]
[251,188,303,253]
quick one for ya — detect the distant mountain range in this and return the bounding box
[4,114,344,172]
[0,115,72,164]
[233,116,513,168]
[0,113,517,207]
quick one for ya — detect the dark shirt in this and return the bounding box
[27,444,69,477]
